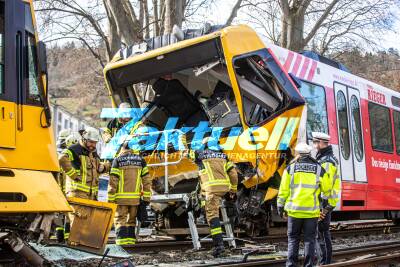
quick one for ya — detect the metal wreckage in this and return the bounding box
[102,23,306,238]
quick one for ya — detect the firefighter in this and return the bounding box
[59,127,109,226]
[312,132,341,265]
[190,137,238,257]
[103,102,132,143]
[56,129,71,153]
[277,143,332,267]
[108,142,152,245]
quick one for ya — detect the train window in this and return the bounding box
[350,95,364,161]
[394,111,400,155]
[393,96,400,108]
[0,2,4,95]
[299,81,328,139]
[337,91,351,160]
[368,102,393,153]
[26,33,41,104]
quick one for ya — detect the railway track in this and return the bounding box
[118,224,400,253]
[193,241,400,267]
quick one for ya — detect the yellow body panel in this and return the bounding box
[0,169,71,212]
[0,100,16,148]
[0,105,59,171]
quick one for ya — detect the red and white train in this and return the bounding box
[270,43,400,221]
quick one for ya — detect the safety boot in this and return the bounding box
[55,227,65,243]
[126,226,137,245]
[212,233,225,257]
[115,226,129,245]
[209,217,225,258]
[64,222,70,241]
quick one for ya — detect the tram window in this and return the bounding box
[350,95,364,161]
[26,33,40,103]
[336,91,351,159]
[368,102,393,153]
[394,111,400,155]
[299,81,328,139]
[0,2,4,95]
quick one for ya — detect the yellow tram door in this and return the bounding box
[0,1,16,149]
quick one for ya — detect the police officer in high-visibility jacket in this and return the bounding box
[190,137,238,257]
[312,132,341,265]
[108,143,152,245]
[277,143,332,267]
[59,127,109,225]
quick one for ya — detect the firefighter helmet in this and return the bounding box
[65,132,81,147]
[82,127,101,142]
[57,129,71,141]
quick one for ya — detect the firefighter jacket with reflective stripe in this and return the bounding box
[277,156,331,218]
[102,118,123,143]
[108,151,151,205]
[190,149,238,193]
[316,145,341,208]
[59,143,108,196]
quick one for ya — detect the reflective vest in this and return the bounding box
[59,143,104,196]
[277,156,331,218]
[108,151,151,205]
[318,153,341,208]
[190,149,238,193]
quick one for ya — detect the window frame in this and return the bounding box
[349,94,364,162]
[368,101,394,154]
[24,31,41,106]
[298,79,330,140]
[232,49,303,127]
[336,89,352,160]
[393,109,400,155]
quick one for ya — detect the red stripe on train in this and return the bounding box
[299,58,310,79]
[307,61,318,81]
[283,51,295,71]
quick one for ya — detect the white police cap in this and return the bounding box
[312,132,330,142]
[295,142,312,154]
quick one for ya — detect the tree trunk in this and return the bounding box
[104,2,121,59]
[285,10,305,52]
[103,0,142,46]
[164,0,184,34]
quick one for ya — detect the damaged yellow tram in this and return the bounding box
[103,25,306,236]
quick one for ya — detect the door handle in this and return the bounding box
[1,107,4,120]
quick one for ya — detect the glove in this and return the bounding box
[229,191,237,201]
[97,164,105,173]
[278,206,285,218]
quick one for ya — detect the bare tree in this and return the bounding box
[242,0,397,53]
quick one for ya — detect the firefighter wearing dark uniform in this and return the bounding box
[59,127,109,226]
[190,138,238,257]
[108,145,152,245]
[277,143,332,267]
[103,102,132,143]
[312,132,341,265]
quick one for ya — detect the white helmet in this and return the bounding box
[82,127,101,142]
[65,132,81,147]
[295,143,312,155]
[58,129,71,141]
[118,102,132,119]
